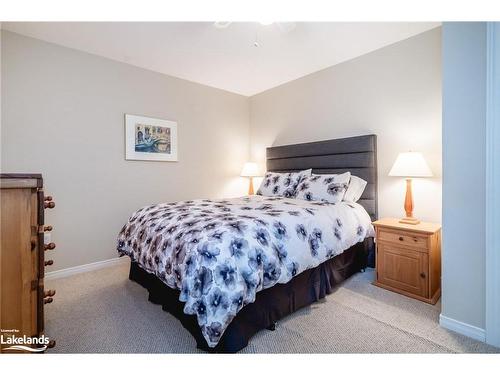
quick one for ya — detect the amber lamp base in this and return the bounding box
[248,177,254,195]
[399,178,420,225]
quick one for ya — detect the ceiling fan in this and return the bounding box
[213,22,297,33]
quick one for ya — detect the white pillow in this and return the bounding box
[343,175,368,203]
[257,169,312,198]
[295,172,351,203]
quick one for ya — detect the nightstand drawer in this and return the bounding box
[378,228,428,250]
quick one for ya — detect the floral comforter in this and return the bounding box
[117,195,374,347]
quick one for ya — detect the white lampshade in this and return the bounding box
[389,152,433,178]
[240,162,260,177]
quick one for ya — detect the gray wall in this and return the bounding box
[1,31,250,271]
[442,22,486,329]
[250,28,442,223]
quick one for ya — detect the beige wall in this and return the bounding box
[1,31,250,271]
[250,28,442,222]
[1,28,443,273]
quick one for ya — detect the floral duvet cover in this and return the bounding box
[117,195,374,347]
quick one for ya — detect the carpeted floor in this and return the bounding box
[45,261,499,353]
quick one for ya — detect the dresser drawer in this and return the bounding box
[377,228,428,250]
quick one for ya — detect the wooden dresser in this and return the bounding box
[373,218,441,304]
[0,174,56,353]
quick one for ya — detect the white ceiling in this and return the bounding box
[2,22,440,96]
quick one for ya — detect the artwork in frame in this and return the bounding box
[125,114,178,161]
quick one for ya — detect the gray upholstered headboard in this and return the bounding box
[266,134,378,221]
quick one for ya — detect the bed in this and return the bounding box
[118,134,378,353]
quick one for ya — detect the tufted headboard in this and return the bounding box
[266,134,378,221]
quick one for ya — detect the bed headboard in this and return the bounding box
[266,134,378,221]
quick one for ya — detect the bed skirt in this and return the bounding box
[128,238,372,353]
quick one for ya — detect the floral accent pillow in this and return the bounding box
[295,172,351,203]
[257,169,312,198]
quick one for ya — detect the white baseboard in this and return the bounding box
[45,257,130,280]
[439,314,486,342]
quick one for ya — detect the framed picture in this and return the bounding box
[125,114,178,161]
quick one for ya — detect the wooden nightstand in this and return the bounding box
[373,218,441,304]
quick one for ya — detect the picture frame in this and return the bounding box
[125,114,178,162]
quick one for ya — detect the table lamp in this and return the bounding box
[389,152,433,225]
[241,162,260,195]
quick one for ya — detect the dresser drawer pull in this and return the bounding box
[45,260,54,266]
[44,290,56,298]
[44,201,55,209]
[398,236,404,241]
[44,242,56,250]
[44,225,53,231]
[44,297,54,304]
[420,272,426,278]
[44,196,53,202]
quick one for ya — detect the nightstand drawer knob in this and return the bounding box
[399,236,404,241]
[420,272,426,278]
